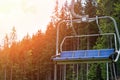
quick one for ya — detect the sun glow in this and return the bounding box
[0,0,55,43]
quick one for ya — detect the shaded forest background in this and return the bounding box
[0,0,120,80]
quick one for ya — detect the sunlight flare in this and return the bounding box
[0,0,55,43]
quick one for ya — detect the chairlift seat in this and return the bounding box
[53,49,114,64]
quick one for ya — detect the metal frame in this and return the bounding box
[55,17,119,80]
[60,33,117,52]
[56,16,120,62]
[55,14,120,80]
[54,0,120,80]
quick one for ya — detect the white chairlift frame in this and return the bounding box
[53,0,120,80]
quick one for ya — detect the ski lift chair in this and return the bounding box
[52,16,120,80]
[52,0,120,80]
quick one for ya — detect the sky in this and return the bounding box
[0,0,72,47]
[0,0,56,45]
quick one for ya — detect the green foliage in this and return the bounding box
[90,0,120,79]
[88,64,98,80]
[0,22,56,80]
[0,0,120,80]
[88,63,106,80]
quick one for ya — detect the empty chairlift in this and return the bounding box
[52,0,120,80]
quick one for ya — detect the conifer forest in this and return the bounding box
[0,0,120,80]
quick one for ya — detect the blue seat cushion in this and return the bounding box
[53,49,114,61]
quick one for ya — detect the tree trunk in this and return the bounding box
[37,68,39,80]
[48,71,51,80]
[10,66,13,80]
[4,66,7,80]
